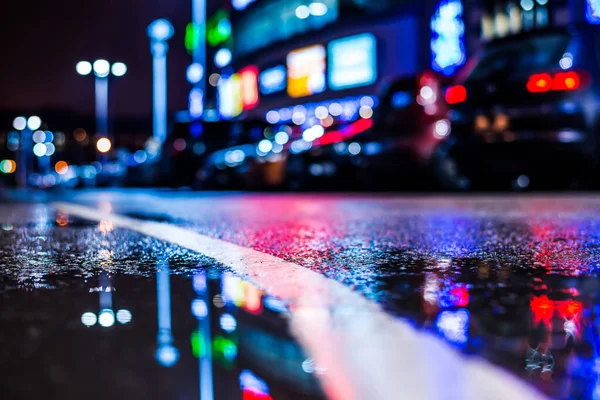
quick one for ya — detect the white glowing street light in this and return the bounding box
[12,116,42,188]
[76,61,92,76]
[111,62,127,77]
[148,19,174,144]
[76,59,127,142]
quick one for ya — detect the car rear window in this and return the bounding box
[467,32,571,82]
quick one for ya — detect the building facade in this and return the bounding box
[199,0,591,126]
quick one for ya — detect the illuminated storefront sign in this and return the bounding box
[287,45,326,98]
[207,9,231,47]
[431,0,466,76]
[259,65,286,95]
[587,0,600,24]
[232,0,256,11]
[218,75,243,119]
[240,66,259,110]
[328,33,377,90]
[234,0,339,56]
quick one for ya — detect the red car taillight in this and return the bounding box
[552,71,581,91]
[526,73,552,93]
[445,85,467,104]
[527,71,584,93]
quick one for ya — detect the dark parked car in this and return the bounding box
[156,119,268,188]
[436,24,600,190]
[286,71,451,190]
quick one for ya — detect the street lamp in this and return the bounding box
[148,19,174,144]
[13,116,41,188]
[76,59,127,141]
[190,0,207,119]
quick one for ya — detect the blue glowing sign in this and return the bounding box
[431,0,466,76]
[232,0,256,11]
[259,65,286,95]
[587,0,600,23]
[328,33,377,90]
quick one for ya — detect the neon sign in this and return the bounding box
[232,0,256,11]
[431,0,466,76]
[328,33,377,90]
[586,0,600,24]
[259,65,286,95]
[240,66,260,110]
[287,45,326,98]
[218,75,243,119]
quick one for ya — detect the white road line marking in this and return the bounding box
[54,202,546,400]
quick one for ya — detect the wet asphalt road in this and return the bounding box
[2,190,600,399]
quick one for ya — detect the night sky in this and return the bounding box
[1,0,217,118]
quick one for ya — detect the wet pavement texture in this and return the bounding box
[0,207,317,399]
[2,191,600,399]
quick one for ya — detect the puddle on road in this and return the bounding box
[0,209,599,399]
[0,270,322,400]
[373,259,600,400]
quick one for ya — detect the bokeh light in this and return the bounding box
[348,142,361,155]
[215,48,232,68]
[93,59,110,78]
[155,345,180,367]
[116,309,132,324]
[33,143,47,157]
[45,143,56,156]
[96,138,112,153]
[219,313,237,333]
[296,5,310,19]
[186,63,204,84]
[12,117,26,131]
[209,73,221,87]
[434,119,451,138]
[76,61,93,76]
[309,2,328,16]
[111,62,128,77]
[258,140,273,153]
[148,19,174,42]
[55,161,69,175]
[274,131,289,145]
[73,128,87,142]
[173,138,187,151]
[98,309,115,328]
[0,160,16,174]
[32,130,46,143]
[133,150,147,164]
[81,312,97,327]
[27,116,42,130]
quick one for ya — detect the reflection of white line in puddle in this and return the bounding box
[54,202,547,400]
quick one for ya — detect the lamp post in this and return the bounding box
[189,0,207,119]
[13,116,41,188]
[76,59,127,144]
[147,19,174,145]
